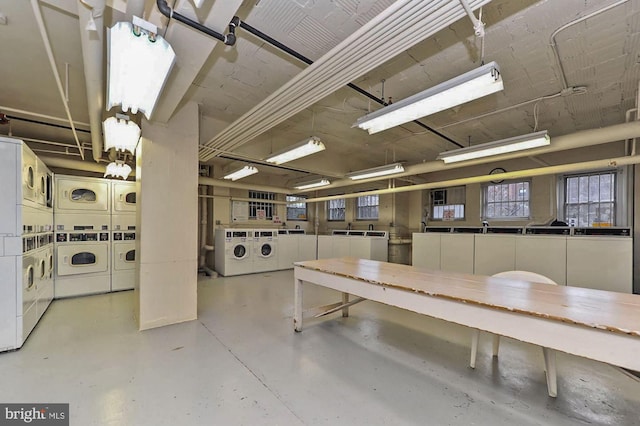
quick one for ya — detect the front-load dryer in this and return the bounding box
[214,229,253,276]
[112,230,136,291]
[112,181,136,214]
[54,230,111,298]
[54,175,110,214]
[253,230,278,273]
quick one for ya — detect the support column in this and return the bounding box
[135,102,199,330]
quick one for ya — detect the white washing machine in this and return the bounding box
[112,230,136,291]
[214,229,253,276]
[112,181,136,214]
[253,229,278,273]
[21,250,38,344]
[54,230,111,298]
[54,175,110,214]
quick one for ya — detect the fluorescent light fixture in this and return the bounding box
[346,163,405,180]
[294,178,330,190]
[104,161,132,179]
[193,0,205,7]
[223,166,258,181]
[106,17,176,120]
[354,61,503,134]
[103,114,140,154]
[265,136,325,164]
[437,130,551,164]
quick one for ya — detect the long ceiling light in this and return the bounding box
[437,131,551,164]
[354,61,503,135]
[223,166,258,181]
[103,114,140,154]
[346,163,405,180]
[104,161,132,179]
[265,137,325,164]
[294,178,330,190]
[106,17,176,120]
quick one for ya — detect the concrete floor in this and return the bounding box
[1,269,639,425]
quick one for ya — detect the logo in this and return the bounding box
[0,404,68,425]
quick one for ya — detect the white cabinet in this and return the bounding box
[441,234,475,273]
[474,234,517,276]
[412,233,441,269]
[567,236,632,293]
[317,232,388,261]
[516,235,567,285]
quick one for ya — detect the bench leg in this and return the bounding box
[342,292,349,317]
[470,329,480,368]
[294,278,303,332]
[492,335,500,357]
[542,347,557,397]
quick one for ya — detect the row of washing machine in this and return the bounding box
[214,229,317,276]
[0,137,55,351]
[53,176,137,298]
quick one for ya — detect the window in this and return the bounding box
[327,198,346,221]
[483,180,530,219]
[356,194,379,220]
[564,171,615,227]
[248,190,275,220]
[286,195,307,221]
[430,187,465,221]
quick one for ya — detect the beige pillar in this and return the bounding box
[135,102,199,330]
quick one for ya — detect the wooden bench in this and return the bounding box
[293,257,640,396]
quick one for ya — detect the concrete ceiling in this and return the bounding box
[1,0,639,189]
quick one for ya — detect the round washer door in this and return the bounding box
[233,244,247,259]
[260,243,273,258]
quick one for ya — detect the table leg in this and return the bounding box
[294,278,303,332]
[342,292,350,317]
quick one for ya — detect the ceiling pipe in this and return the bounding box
[198,176,290,194]
[304,155,640,203]
[156,0,237,45]
[0,105,91,128]
[77,0,105,162]
[30,0,85,160]
[295,121,640,193]
[39,155,111,174]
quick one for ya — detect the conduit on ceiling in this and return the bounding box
[236,20,463,149]
[77,0,105,162]
[304,155,640,204]
[198,0,492,161]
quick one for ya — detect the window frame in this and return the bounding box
[356,194,379,221]
[286,195,308,221]
[559,169,623,227]
[482,179,532,221]
[327,198,346,222]
[248,190,275,220]
[429,187,466,221]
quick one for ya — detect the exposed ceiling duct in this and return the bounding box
[304,154,640,203]
[198,0,492,160]
[77,0,105,162]
[295,121,640,193]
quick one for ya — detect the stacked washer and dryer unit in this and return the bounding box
[53,175,112,298]
[0,137,54,351]
[53,176,137,297]
[111,181,137,291]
